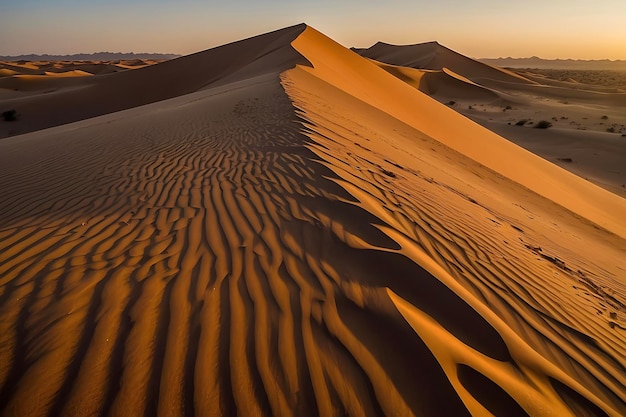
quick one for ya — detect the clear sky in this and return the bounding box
[1,0,625,59]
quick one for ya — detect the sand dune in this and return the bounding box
[1,24,625,417]
[43,70,94,77]
[375,62,500,101]
[361,42,626,198]
[0,69,18,77]
[355,41,534,86]
[0,60,162,78]
[0,25,307,139]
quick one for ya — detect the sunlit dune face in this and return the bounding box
[0,23,624,417]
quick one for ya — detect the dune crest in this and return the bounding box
[0,24,308,138]
[0,24,624,417]
[358,42,626,199]
[355,40,534,85]
[284,25,625,416]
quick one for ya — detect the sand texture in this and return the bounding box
[356,42,626,198]
[1,24,625,417]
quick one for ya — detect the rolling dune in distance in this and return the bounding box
[356,41,626,198]
[0,24,624,417]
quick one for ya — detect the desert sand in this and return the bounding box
[356,42,626,198]
[0,24,625,417]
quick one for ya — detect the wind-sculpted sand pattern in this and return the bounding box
[281,67,626,416]
[0,74,502,416]
[1,29,626,417]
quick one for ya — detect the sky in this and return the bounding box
[1,0,625,59]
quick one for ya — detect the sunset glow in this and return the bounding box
[1,0,625,59]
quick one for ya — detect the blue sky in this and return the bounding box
[1,0,625,59]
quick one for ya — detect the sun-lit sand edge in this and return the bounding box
[356,43,626,199]
[0,24,624,417]
[290,27,626,240]
[283,26,625,416]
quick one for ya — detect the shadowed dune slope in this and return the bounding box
[419,68,500,100]
[356,43,626,108]
[0,24,625,417]
[361,48,626,199]
[286,26,626,416]
[0,63,42,77]
[375,62,500,101]
[0,61,161,80]
[0,24,308,138]
[354,41,533,85]
[293,27,626,240]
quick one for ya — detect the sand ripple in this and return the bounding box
[1,27,625,417]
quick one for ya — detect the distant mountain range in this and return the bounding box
[0,52,181,61]
[5,52,624,71]
[478,57,626,71]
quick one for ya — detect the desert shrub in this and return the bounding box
[2,110,17,122]
[607,127,615,133]
[601,115,608,120]
[505,105,512,110]
[447,100,456,106]
[534,120,552,129]
[515,119,527,126]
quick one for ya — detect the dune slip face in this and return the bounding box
[356,41,626,198]
[283,26,626,416]
[0,24,625,417]
[0,24,309,139]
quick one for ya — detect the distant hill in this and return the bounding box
[0,52,181,61]
[353,41,533,85]
[478,57,626,71]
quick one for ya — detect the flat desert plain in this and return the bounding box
[0,24,625,417]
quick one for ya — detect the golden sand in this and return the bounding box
[0,24,624,416]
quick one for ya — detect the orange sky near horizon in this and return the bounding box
[1,0,625,60]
